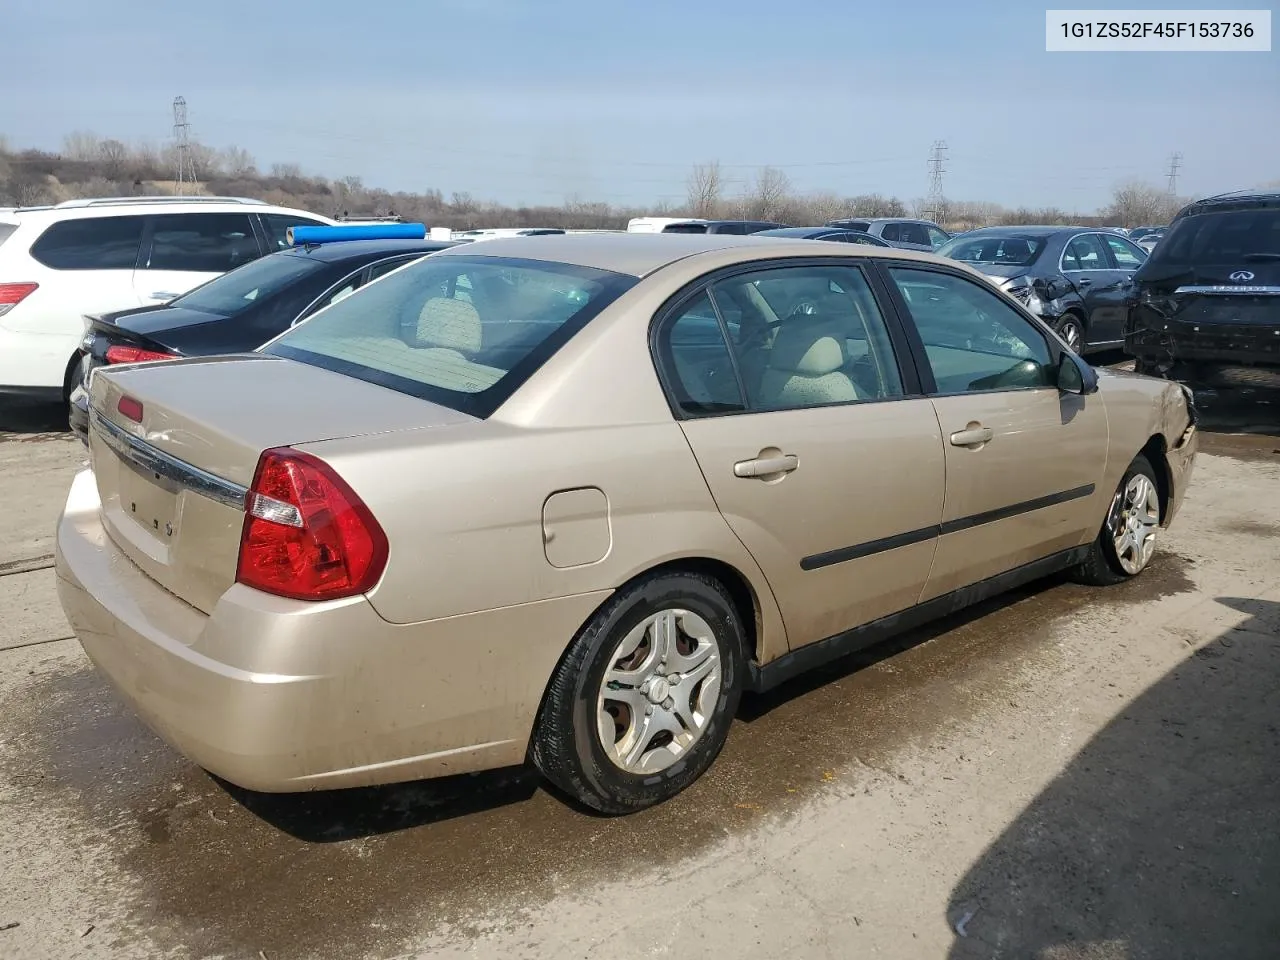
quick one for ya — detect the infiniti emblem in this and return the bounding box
[1229,270,1255,282]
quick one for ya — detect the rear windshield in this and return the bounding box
[264,255,636,418]
[1146,208,1280,266]
[938,235,1047,266]
[173,253,324,316]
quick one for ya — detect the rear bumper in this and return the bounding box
[55,469,609,792]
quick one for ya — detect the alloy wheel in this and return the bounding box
[1107,473,1160,574]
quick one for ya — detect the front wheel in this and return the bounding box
[1072,454,1162,586]
[531,571,745,814]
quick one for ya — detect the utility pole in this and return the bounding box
[172,96,197,194]
[927,140,948,223]
[1166,151,1183,196]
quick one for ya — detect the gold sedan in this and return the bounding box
[55,234,1197,813]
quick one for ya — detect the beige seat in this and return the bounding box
[414,297,483,355]
[758,315,858,408]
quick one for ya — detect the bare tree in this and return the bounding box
[743,166,791,220]
[686,161,724,218]
[220,146,257,178]
[62,130,101,161]
[97,139,128,178]
[1104,180,1180,227]
[270,162,303,179]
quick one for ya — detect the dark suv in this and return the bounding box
[1126,190,1280,390]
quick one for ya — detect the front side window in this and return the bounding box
[145,213,260,272]
[658,264,905,415]
[889,268,1054,394]
[1105,234,1147,269]
[30,216,144,270]
[1062,234,1109,271]
[899,223,931,246]
[172,253,323,316]
[266,255,635,417]
[926,225,950,249]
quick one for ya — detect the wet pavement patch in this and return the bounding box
[0,555,1198,959]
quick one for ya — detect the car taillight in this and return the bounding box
[105,344,177,364]
[0,282,38,318]
[236,448,388,602]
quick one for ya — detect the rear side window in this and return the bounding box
[880,223,902,242]
[1148,208,1280,266]
[261,213,329,251]
[265,255,635,418]
[145,213,260,272]
[172,253,324,316]
[30,216,144,270]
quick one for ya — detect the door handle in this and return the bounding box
[1076,278,1092,286]
[734,453,798,478]
[949,425,994,447]
[149,291,180,301]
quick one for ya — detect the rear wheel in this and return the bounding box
[1056,313,1086,353]
[1072,454,1161,586]
[531,571,745,814]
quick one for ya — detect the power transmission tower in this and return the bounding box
[926,140,948,223]
[172,96,198,194]
[1166,151,1183,196]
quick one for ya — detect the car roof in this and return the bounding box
[428,231,953,278]
[2,196,328,224]
[836,217,936,225]
[753,226,844,237]
[953,225,1090,237]
[281,238,458,263]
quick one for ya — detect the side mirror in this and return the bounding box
[1057,351,1099,395]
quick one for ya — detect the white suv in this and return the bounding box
[0,197,331,402]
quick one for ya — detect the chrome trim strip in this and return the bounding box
[90,410,248,511]
[1172,285,1280,296]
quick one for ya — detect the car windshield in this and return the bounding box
[937,235,1047,266]
[263,255,636,418]
[1146,208,1280,266]
[172,253,324,316]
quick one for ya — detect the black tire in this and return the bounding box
[1072,454,1161,586]
[531,571,746,814]
[1055,313,1087,354]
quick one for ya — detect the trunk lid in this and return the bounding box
[88,354,474,614]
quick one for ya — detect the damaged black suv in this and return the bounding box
[1126,190,1280,390]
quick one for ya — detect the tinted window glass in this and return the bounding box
[266,256,635,417]
[1062,234,1109,271]
[879,223,902,242]
[261,213,329,251]
[145,213,259,272]
[661,223,709,234]
[889,268,1053,394]
[1105,235,1147,268]
[1147,209,1280,266]
[30,216,144,270]
[939,235,1046,266]
[899,223,931,246]
[713,264,904,409]
[662,293,745,415]
[367,256,419,281]
[173,254,324,316]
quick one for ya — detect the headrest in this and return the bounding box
[769,317,848,376]
[416,297,482,353]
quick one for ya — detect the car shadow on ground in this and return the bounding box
[946,597,1280,960]
[0,400,68,435]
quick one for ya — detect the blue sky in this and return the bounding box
[2,0,1276,211]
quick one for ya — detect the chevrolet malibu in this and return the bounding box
[56,234,1198,814]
